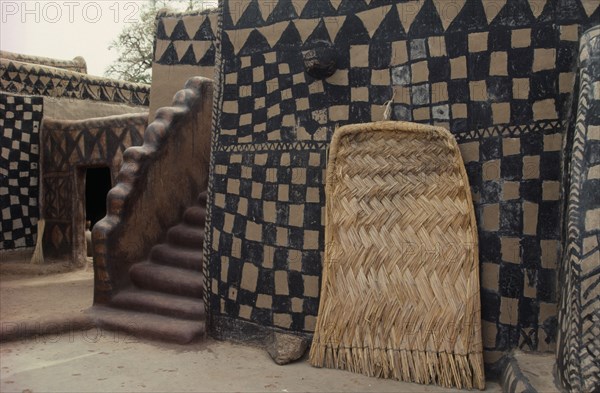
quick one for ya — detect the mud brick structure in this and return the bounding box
[203,0,600,377]
[2,1,598,390]
[40,115,147,263]
[149,9,219,118]
[0,52,150,260]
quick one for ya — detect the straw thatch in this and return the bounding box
[30,218,45,265]
[309,121,485,390]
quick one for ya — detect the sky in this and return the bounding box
[1,0,160,77]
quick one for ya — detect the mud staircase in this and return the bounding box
[92,192,207,344]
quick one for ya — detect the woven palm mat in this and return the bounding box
[309,121,485,390]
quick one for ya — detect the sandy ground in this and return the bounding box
[0,333,502,393]
[1,268,94,324]
[0,256,502,393]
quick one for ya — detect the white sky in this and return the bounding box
[1,0,152,77]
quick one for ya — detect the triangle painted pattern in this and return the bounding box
[223,0,598,54]
[154,10,218,67]
[39,116,146,255]
[157,10,218,40]
[0,60,149,106]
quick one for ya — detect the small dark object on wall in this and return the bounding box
[303,42,338,79]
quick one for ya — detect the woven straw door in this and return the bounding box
[310,121,485,390]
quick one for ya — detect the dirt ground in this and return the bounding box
[0,332,503,393]
[1,267,94,323]
[0,253,502,393]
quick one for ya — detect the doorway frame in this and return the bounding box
[72,165,113,267]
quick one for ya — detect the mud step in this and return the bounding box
[150,243,202,270]
[130,262,204,297]
[197,191,207,205]
[90,305,205,344]
[111,289,205,320]
[183,206,206,227]
[167,224,205,248]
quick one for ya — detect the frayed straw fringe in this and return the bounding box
[310,122,485,390]
[310,343,484,390]
[30,218,45,265]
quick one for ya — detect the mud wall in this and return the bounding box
[0,50,87,74]
[204,0,600,369]
[41,114,147,264]
[149,9,218,118]
[43,97,148,121]
[93,78,213,302]
[0,58,150,107]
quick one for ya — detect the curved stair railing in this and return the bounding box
[92,77,213,304]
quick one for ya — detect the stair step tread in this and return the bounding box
[183,206,206,226]
[111,289,205,320]
[168,223,205,237]
[130,262,204,297]
[167,224,205,248]
[90,305,204,344]
[150,243,202,270]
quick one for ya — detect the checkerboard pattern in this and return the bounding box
[0,93,43,249]
[206,0,600,361]
[208,148,325,331]
[219,47,364,146]
[220,53,332,144]
[390,24,576,133]
[458,122,564,355]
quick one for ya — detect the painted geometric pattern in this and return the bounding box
[0,50,87,74]
[500,355,537,393]
[42,174,71,221]
[0,59,150,106]
[44,222,72,257]
[41,115,146,254]
[0,93,43,249]
[459,122,564,357]
[557,26,600,392]
[154,9,219,66]
[205,0,600,358]
[42,117,146,175]
[208,148,326,331]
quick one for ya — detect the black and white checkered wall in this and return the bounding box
[0,93,43,250]
[204,0,600,366]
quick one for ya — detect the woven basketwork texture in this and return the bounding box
[309,121,485,390]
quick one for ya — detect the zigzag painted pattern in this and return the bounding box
[203,0,225,331]
[0,59,150,106]
[153,9,218,66]
[556,26,600,392]
[221,0,600,54]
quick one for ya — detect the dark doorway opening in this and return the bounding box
[85,167,112,228]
